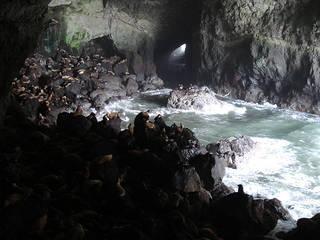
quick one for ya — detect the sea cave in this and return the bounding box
[1,0,320,239]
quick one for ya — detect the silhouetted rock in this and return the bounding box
[277,213,320,240]
[211,185,288,239]
[0,108,292,240]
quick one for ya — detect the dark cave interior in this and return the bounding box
[1,1,320,240]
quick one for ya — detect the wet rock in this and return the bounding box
[207,136,255,168]
[210,182,235,201]
[173,166,202,193]
[97,73,122,90]
[211,185,286,239]
[167,86,219,110]
[125,75,139,95]
[277,213,320,240]
[142,74,164,91]
[190,153,225,190]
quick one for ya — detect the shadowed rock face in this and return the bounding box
[198,0,320,114]
[0,0,49,123]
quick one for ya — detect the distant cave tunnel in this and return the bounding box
[155,40,195,88]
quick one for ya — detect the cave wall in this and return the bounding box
[198,0,320,113]
[2,0,320,122]
[40,0,201,83]
[0,0,49,123]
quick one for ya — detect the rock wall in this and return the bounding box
[0,0,49,124]
[41,0,201,83]
[198,0,320,114]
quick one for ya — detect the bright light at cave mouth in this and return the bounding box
[171,43,187,58]
[180,43,186,53]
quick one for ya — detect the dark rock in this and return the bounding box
[90,154,119,186]
[210,182,235,201]
[190,153,225,190]
[64,82,81,99]
[198,0,320,114]
[57,112,92,137]
[133,112,150,148]
[211,185,287,239]
[113,59,129,76]
[97,74,122,90]
[173,166,201,193]
[277,213,320,240]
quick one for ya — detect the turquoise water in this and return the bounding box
[90,88,320,224]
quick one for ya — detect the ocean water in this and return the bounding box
[89,88,320,231]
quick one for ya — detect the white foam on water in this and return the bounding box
[201,101,247,115]
[141,88,172,96]
[79,88,320,228]
[228,98,278,110]
[223,136,320,221]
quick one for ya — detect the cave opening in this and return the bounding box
[155,41,194,88]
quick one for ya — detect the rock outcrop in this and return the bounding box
[0,107,289,240]
[277,213,320,240]
[206,136,256,169]
[167,86,219,110]
[11,48,163,124]
[198,0,320,114]
[210,186,291,240]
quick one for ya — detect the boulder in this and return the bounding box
[277,213,320,240]
[167,86,220,110]
[173,166,202,193]
[207,136,255,168]
[97,74,122,90]
[124,75,139,96]
[113,60,129,76]
[211,185,288,239]
[190,153,225,190]
[142,75,164,91]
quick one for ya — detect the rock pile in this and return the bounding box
[0,104,290,240]
[11,49,164,124]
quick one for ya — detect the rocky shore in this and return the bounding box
[3,100,311,240]
[12,48,164,124]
